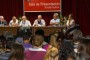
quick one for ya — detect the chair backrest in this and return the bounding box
[4,31,13,37]
[25,48,46,60]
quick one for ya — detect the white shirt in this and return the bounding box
[33,19,45,27]
[29,48,46,51]
[19,20,31,27]
[66,19,75,29]
[9,19,18,26]
[50,18,60,26]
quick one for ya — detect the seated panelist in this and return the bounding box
[50,13,60,27]
[19,16,31,27]
[9,16,18,27]
[0,16,7,26]
[33,15,46,27]
[66,14,75,29]
[25,35,46,60]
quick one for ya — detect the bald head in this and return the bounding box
[0,16,4,20]
[37,15,42,20]
[22,16,27,21]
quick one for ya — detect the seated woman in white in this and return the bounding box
[33,15,46,27]
[66,14,75,29]
[25,35,46,60]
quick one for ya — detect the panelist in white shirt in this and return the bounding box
[19,16,31,27]
[9,16,18,27]
[66,14,75,29]
[50,13,60,27]
[33,15,46,27]
[0,16,7,26]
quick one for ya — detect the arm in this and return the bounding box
[50,19,54,25]
[50,19,60,25]
[41,19,46,27]
[33,20,37,26]
[9,20,12,26]
[19,21,22,27]
[28,21,31,26]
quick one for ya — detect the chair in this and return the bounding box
[4,31,14,49]
[25,48,46,60]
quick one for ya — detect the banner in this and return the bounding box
[24,0,61,12]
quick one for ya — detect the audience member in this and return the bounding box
[78,38,90,60]
[67,55,76,60]
[8,43,24,60]
[23,35,32,50]
[44,32,59,60]
[25,35,46,60]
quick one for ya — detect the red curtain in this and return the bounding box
[0,0,90,35]
[0,0,23,23]
[62,0,90,36]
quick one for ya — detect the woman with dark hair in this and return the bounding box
[8,43,24,60]
[78,38,90,60]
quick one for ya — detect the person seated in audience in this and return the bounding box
[44,32,59,60]
[0,16,7,26]
[50,13,60,26]
[8,43,24,60]
[78,38,90,60]
[19,16,31,27]
[15,36,23,44]
[66,14,75,29]
[25,35,46,60]
[33,15,46,27]
[43,32,62,50]
[9,16,18,27]
[23,35,32,50]
[67,55,76,60]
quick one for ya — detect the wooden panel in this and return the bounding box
[0,27,18,36]
[32,27,61,36]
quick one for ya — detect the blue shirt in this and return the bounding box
[50,18,60,26]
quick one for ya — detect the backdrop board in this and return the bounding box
[24,0,61,12]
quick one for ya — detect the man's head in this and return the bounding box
[37,15,42,21]
[80,38,90,59]
[22,16,27,21]
[0,16,4,21]
[53,13,59,20]
[12,16,17,22]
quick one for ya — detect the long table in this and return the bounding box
[0,26,63,36]
[0,27,18,36]
[32,27,61,36]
